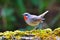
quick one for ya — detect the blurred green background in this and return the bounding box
[0,0,60,32]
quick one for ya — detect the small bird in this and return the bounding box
[23,10,49,29]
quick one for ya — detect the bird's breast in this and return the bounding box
[24,16,28,21]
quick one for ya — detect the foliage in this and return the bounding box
[0,28,60,40]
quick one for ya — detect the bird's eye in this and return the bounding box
[25,14,28,16]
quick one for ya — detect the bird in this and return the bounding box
[23,10,49,30]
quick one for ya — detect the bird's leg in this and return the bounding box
[32,23,43,30]
[38,22,43,29]
[32,25,39,30]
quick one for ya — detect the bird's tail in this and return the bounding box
[39,10,49,17]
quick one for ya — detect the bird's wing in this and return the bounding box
[30,15,38,21]
[38,16,45,20]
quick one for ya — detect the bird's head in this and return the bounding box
[22,13,30,16]
[23,13,31,20]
